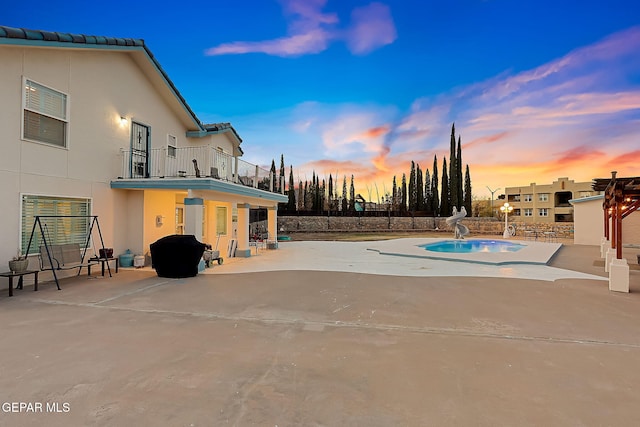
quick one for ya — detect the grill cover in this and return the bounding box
[150,234,206,278]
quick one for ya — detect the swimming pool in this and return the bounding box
[421,239,526,253]
[366,238,561,266]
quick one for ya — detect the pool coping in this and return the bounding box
[366,238,562,266]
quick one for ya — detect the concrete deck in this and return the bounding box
[205,239,605,282]
[1,242,639,426]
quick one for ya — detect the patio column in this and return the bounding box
[235,203,251,257]
[184,197,203,239]
[601,205,610,258]
[267,206,278,244]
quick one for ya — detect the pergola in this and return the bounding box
[592,172,640,292]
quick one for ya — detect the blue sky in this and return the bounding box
[5,0,640,199]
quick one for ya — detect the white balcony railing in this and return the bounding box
[118,146,277,192]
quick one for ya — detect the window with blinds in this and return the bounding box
[216,206,227,235]
[21,195,91,255]
[23,78,68,147]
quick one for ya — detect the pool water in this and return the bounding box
[421,239,525,253]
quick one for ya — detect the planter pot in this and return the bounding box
[9,258,29,273]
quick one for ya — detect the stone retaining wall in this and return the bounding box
[277,216,574,237]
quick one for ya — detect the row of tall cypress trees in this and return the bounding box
[388,123,472,216]
[271,123,472,217]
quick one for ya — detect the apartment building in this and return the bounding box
[504,177,600,223]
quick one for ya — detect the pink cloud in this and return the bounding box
[483,26,640,100]
[205,0,396,57]
[345,2,397,55]
[606,149,640,169]
[359,125,390,139]
[205,29,332,56]
[545,146,606,173]
[464,132,510,150]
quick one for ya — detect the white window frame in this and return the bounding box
[524,208,533,217]
[167,134,177,158]
[539,193,549,202]
[22,77,69,148]
[21,194,91,255]
[538,208,549,217]
[524,194,533,202]
[175,205,184,235]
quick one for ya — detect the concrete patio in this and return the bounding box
[1,242,639,426]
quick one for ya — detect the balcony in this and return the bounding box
[117,146,278,192]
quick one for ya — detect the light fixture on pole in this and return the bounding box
[500,202,513,239]
[486,186,500,217]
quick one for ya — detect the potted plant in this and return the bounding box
[9,249,29,273]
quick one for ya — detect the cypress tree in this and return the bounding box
[424,169,432,215]
[311,172,317,212]
[279,154,285,193]
[431,155,439,216]
[464,164,472,215]
[287,166,296,211]
[457,136,464,210]
[441,157,450,217]
[270,159,277,192]
[401,173,407,213]
[349,175,356,212]
[298,180,303,211]
[408,161,416,211]
[449,124,459,210]
[303,181,308,210]
[328,174,333,202]
[392,176,398,212]
[342,176,348,213]
[416,164,424,211]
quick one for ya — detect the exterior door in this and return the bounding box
[131,122,150,178]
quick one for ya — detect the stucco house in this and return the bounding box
[0,25,287,280]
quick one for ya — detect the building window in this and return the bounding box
[524,208,533,217]
[167,135,177,158]
[21,195,91,255]
[513,209,521,216]
[175,206,184,234]
[216,206,227,235]
[22,78,68,148]
[539,193,549,202]
[538,208,548,217]
[524,194,532,202]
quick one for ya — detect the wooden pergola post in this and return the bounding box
[603,205,609,241]
[615,191,623,260]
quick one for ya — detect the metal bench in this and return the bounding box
[39,243,100,277]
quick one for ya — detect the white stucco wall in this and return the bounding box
[572,195,640,246]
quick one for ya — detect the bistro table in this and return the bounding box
[0,270,39,297]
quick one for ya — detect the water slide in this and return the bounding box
[445,207,470,239]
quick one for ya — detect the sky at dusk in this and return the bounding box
[5,0,640,199]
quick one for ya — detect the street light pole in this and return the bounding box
[500,202,513,239]
[486,186,501,217]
